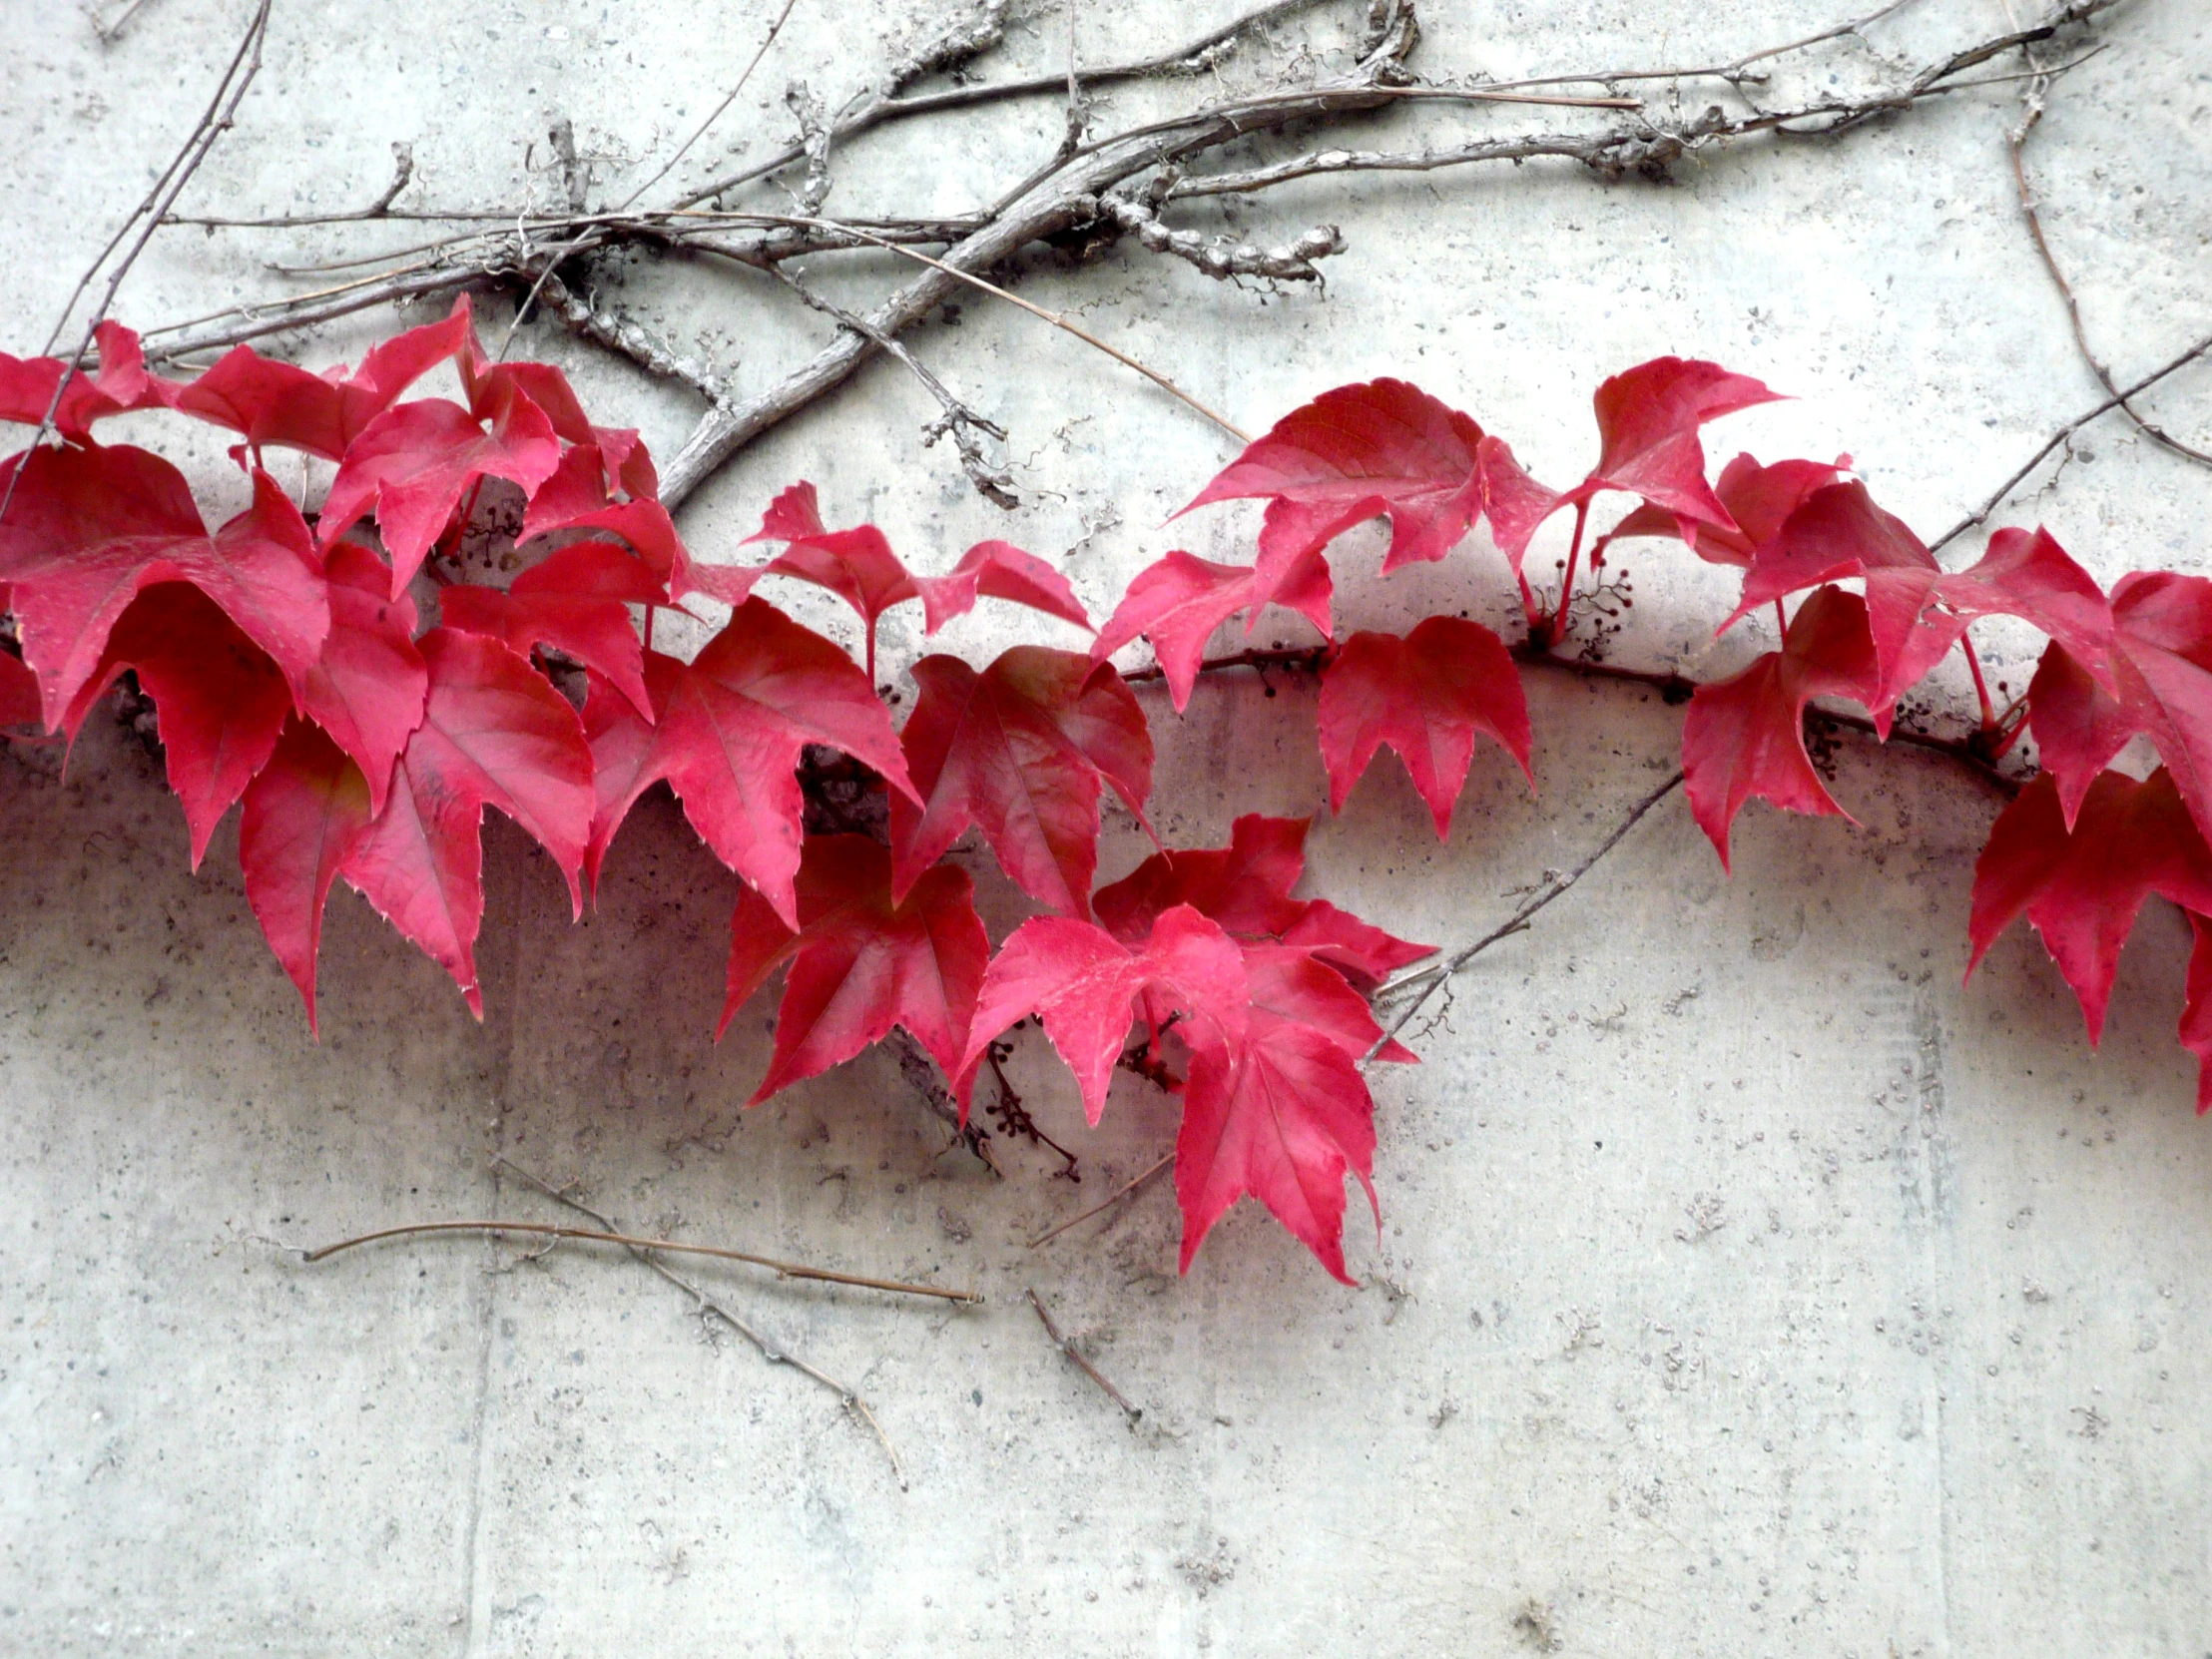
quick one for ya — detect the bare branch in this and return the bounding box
[301,1216,981,1303]
[769,262,1018,508]
[494,1157,911,1489]
[1028,1287,1143,1423]
[1103,196,1345,283]
[530,270,731,404]
[1368,770,1686,1059]
[617,0,801,211]
[1930,333,2212,552]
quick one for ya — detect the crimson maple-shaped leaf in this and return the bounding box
[1277,899,1435,988]
[455,318,657,498]
[172,302,470,460]
[239,717,373,1032]
[737,485,1092,679]
[2022,571,2212,843]
[337,629,594,1014]
[1967,768,2212,1045]
[2025,643,2133,829]
[1317,615,1533,837]
[1682,584,1879,868]
[908,539,1091,637]
[1091,550,1326,712]
[439,541,659,718]
[1479,358,1781,568]
[1607,452,1847,567]
[297,541,428,816]
[1733,487,2109,722]
[1178,994,1383,1283]
[718,833,990,1102]
[1096,813,1312,942]
[1180,378,1487,580]
[61,583,291,866]
[317,379,562,596]
[955,904,1251,1124]
[1175,933,1418,1282]
[581,598,916,923]
[0,320,177,439]
[1095,814,1436,986]
[517,442,680,565]
[890,646,1151,918]
[0,446,327,726]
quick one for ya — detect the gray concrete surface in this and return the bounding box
[4,0,2212,1653]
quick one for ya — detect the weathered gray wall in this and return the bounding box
[4,1,2211,1653]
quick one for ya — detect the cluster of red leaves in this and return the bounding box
[4,316,2206,1282]
[1128,362,2212,1117]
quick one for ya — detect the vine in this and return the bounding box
[2,300,2208,1288]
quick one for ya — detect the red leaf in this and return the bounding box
[172,302,470,460]
[582,598,916,924]
[1096,814,1435,986]
[956,904,1251,1124]
[439,541,656,717]
[956,917,1152,1123]
[1682,584,1878,868]
[1177,1012,1380,1285]
[1096,813,1312,943]
[1180,378,1487,575]
[1475,435,1565,574]
[1481,358,1782,566]
[2025,643,2134,829]
[908,538,1091,636]
[0,320,178,440]
[61,583,291,866]
[240,717,373,1032]
[317,382,562,596]
[1734,489,2109,722]
[717,834,989,1103]
[1277,900,1434,988]
[1243,939,1415,1065]
[336,629,594,1013]
[737,486,1092,677]
[1967,768,2212,1044]
[1317,616,1532,837]
[298,542,428,816]
[1607,452,1846,567]
[890,647,1151,918]
[1089,551,1259,712]
[1583,356,1783,525]
[0,446,327,726]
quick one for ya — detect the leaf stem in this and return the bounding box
[1549,499,1591,640]
[1960,634,1995,730]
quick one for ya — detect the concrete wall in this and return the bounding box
[3,1,2210,1652]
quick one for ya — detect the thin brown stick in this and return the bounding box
[1930,333,2212,552]
[771,212,1248,441]
[495,1157,908,1489]
[669,0,1336,210]
[619,0,802,210]
[1027,1287,1143,1422]
[1028,1152,1174,1249]
[301,1217,981,1304]
[2003,60,2210,465]
[1368,769,1687,1059]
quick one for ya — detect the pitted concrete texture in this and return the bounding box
[4,1,2212,1654]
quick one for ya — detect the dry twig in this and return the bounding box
[1028,1152,1175,1249]
[302,1216,981,1303]
[493,1157,911,1488]
[1027,1287,1143,1422]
